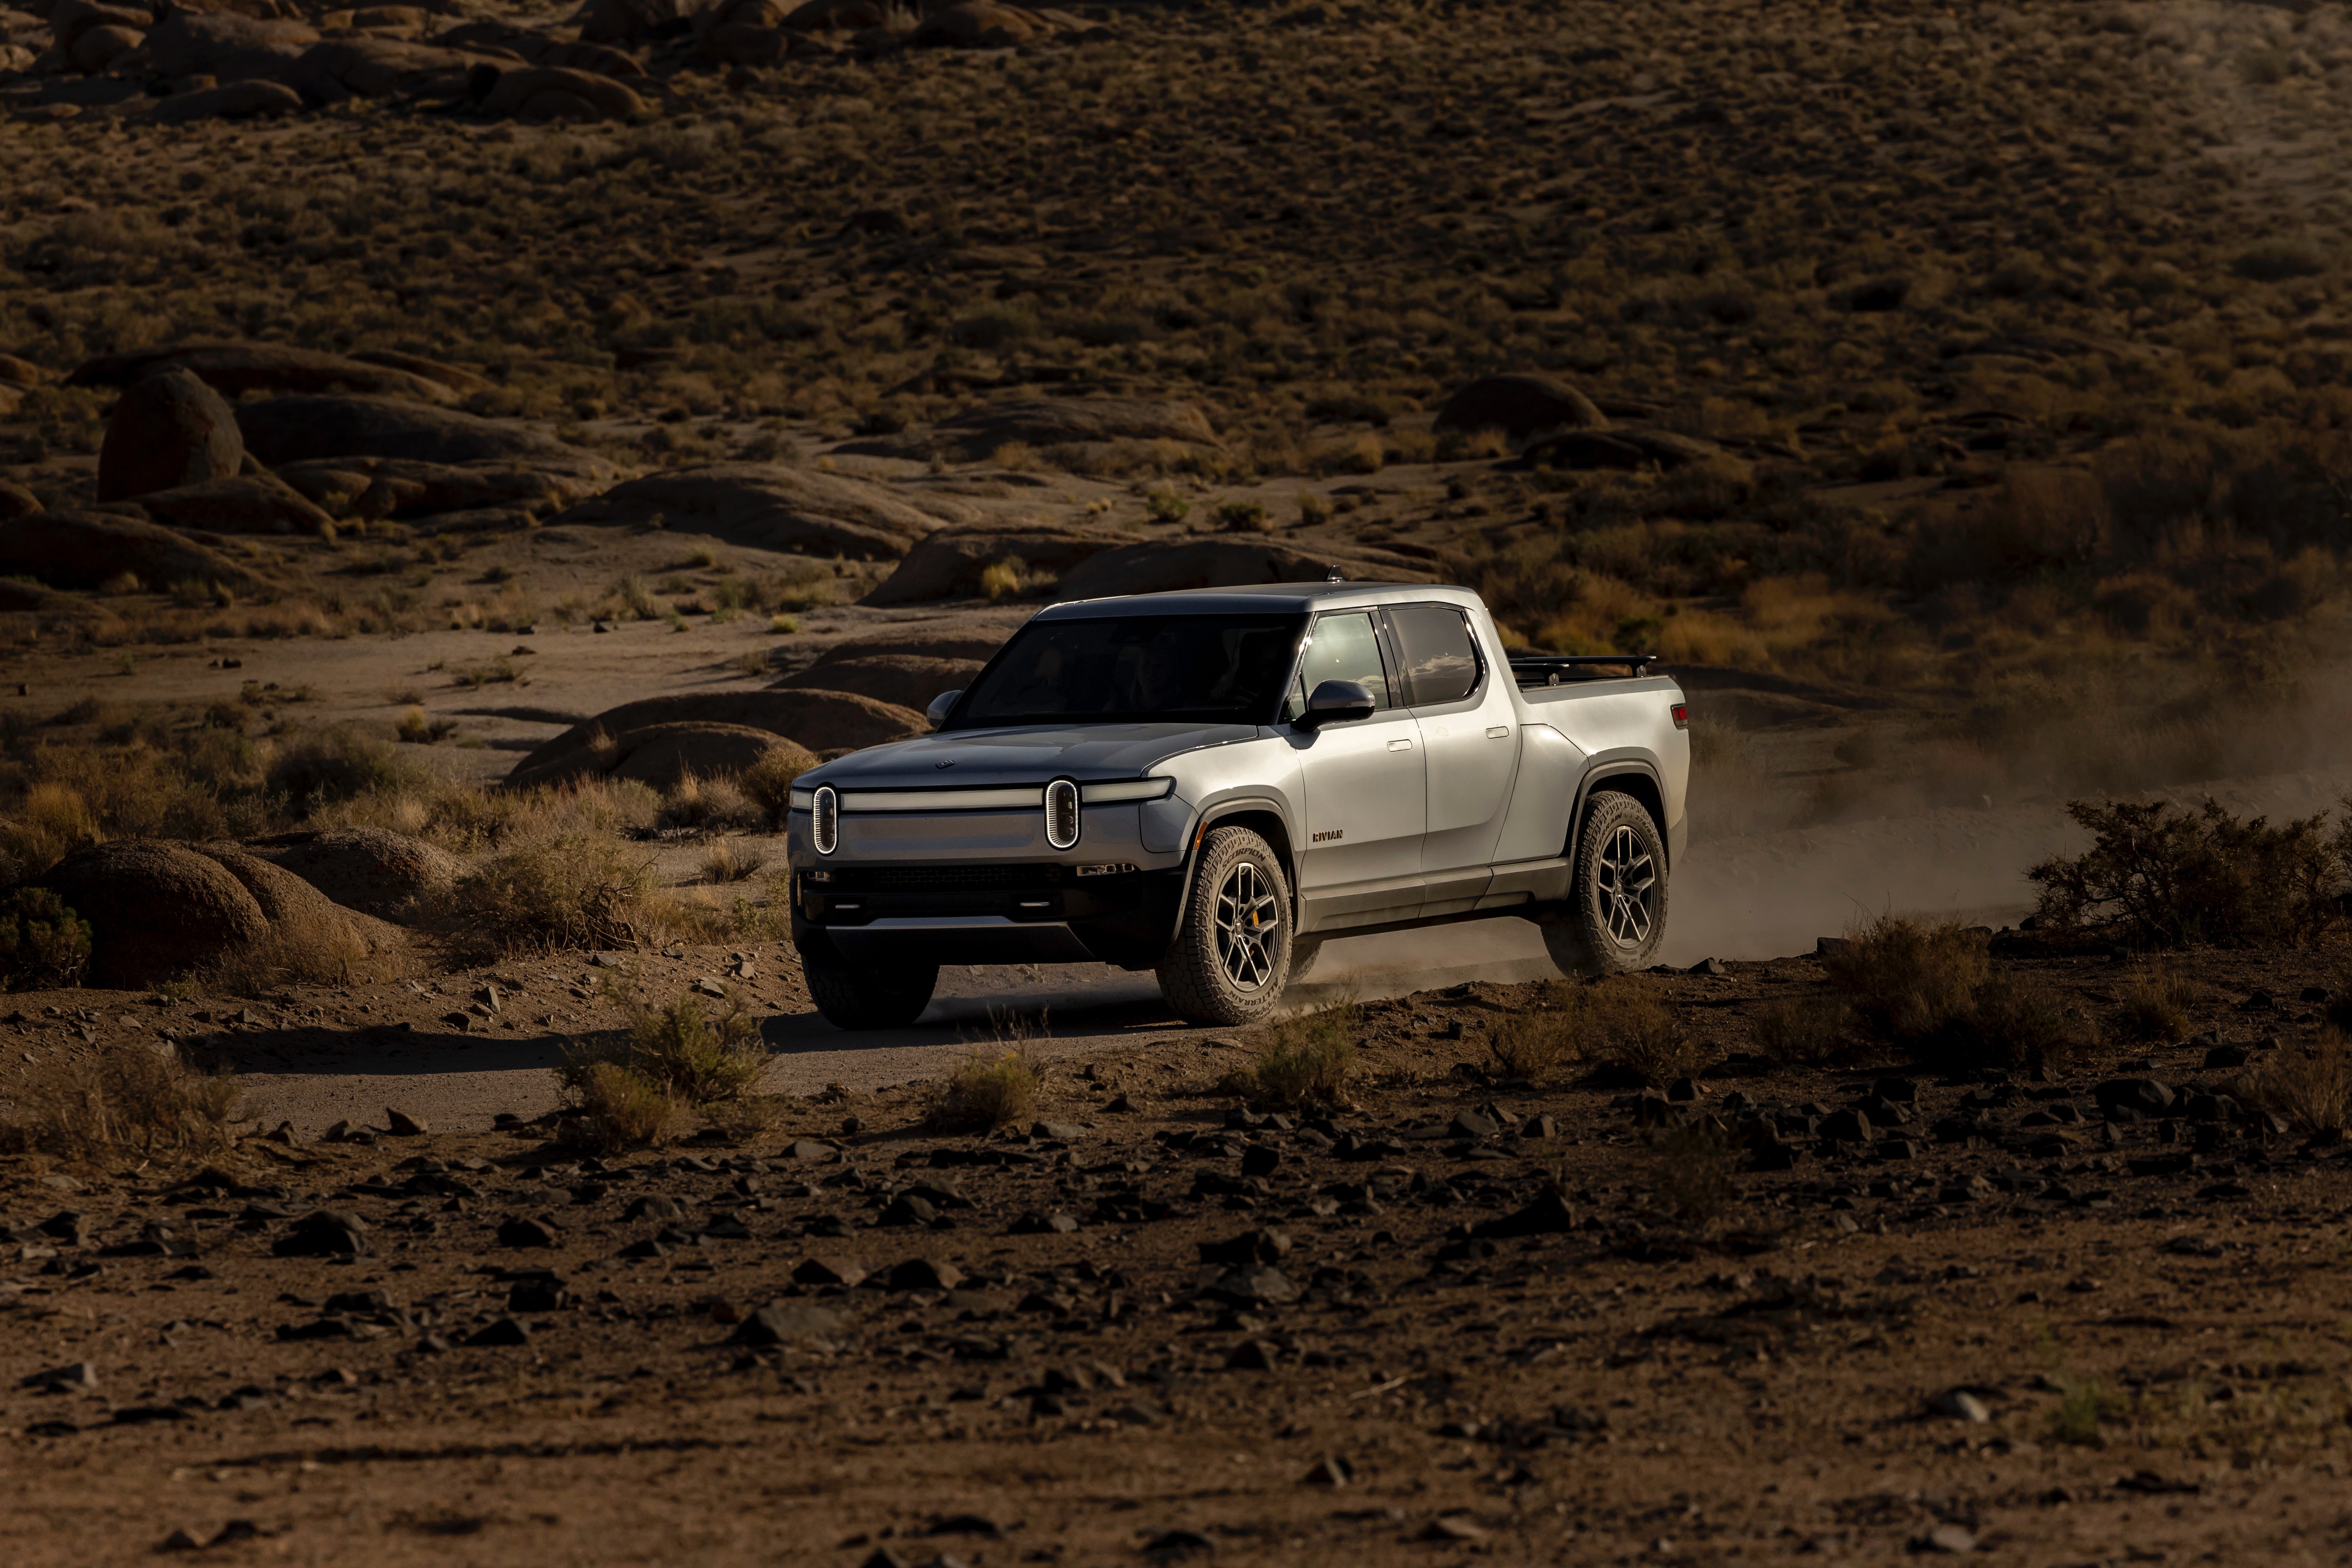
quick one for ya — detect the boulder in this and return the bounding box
[275,456,593,521]
[472,63,643,120]
[512,721,819,791]
[50,0,150,51]
[432,22,646,77]
[241,827,461,920]
[235,394,614,479]
[95,367,242,502]
[71,342,459,406]
[1053,539,1429,601]
[38,840,271,989]
[861,520,1123,605]
[507,693,923,786]
[842,396,1217,463]
[0,482,41,521]
[153,78,304,121]
[0,354,44,388]
[808,631,1009,667]
[1435,374,1610,439]
[1521,428,1723,472]
[196,843,406,969]
[546,463,963,560]
[129,12,318,80]
[907,0,1052,47]
[780,0,888,28]
[68,22,144,71]
[774,653,986,712]
[128,473,334,536]
[285,38,482,101]
[0,511,265,594]
[574,0,725,44]
[345,348,495,396]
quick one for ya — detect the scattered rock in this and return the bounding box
[729,1301,845,1346]
[793,1255,866,1287]
[844,396,1216,464]
[128,473,335,537]
[94,367,243,502]
[774,654,989,714]
[861,521,1127,606]
[497,1217,562,1249]
[1927,1388,1990,1423]
[464,1317,531,1347]
[886,1257,963,1291]
[1522,428,1726,472]
[272,1210,371,1258]
[385,1108,428,1137]
[20,1360,99,1392]
[2095,1079,2176,1118]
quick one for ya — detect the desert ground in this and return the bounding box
[8,0,2352,1562]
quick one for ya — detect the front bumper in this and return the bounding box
[791,862,1186,971]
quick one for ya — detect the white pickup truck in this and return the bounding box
[786,581,1690,1029]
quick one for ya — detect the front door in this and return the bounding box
[1289,609,1425,929]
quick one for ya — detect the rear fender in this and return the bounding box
[1572,755,1671,871]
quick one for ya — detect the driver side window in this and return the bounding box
[1285,610,1393,720]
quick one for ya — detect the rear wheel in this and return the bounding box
[799,942,938,1030]
[1539,789,1668,977]
[1157,826,1293,1027]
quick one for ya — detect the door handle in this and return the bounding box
[1486,725,1511,739]
[1387,738,1413,752]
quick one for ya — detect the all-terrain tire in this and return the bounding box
[799,941,938,1030]
[1156,825,1293,1027]
[1539,789,1669,977]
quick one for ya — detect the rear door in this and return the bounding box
[1390,601,1520,912]
[1289,608,1426,929]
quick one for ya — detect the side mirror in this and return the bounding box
[924,690,963,728]
[1296,679,1375,730]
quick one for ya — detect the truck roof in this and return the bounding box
[1033,580,1481,619]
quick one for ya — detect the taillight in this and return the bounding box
[1671,703,1689,730]
[1045,778,1080,849]
[812,786,838,854]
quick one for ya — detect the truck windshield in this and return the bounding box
[947,613,1305,728]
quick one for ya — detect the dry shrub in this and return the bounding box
[557,1060,674,1154]
[2238,1031,2352,1136]
[205,922,377,997]
[1822,915,1990,1043]
[1644,1120,1737,1229]
[700,838,767,884]
[1752,996,1858,1067]
[1487,1008,1573,1082]
[0,888,90,989]
[1579,981,1697,1087]
[2118,964,2200,1044]
[2028,797,2352,948]
[313,774,661,855]
[558,988,765,1154]
[265,725,421,810]
[663,768,761,832]
[443,833,655,956]
[1824,914,2092,1072]
[0,781,104,881]
[1243,1000,1358,1106]
[0,1047,237,1165]
[933,1047,1041,1130]
[741,746,812,826]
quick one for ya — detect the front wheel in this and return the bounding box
[1539,789,1669,977]
[799,942,938,1030]
[1156,825,1293,1027]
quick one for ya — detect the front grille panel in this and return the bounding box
[828,864,1068,894]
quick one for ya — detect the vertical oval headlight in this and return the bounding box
[812,786,838,855]
[1045,778,1080,850]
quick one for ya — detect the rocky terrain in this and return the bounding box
[5,0,2352,1561]
[8,939,2352,1565]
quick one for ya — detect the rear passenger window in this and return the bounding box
[1388,604,1482,706]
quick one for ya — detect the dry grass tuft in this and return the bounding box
[933,1047,1041,1130]
[1243,1000,1359,1106]
[442,834,656,957]
[740,746,812,827]
[556,990,767,1152]
[0,888,91,989]
[1486,1006,1574,1082]
[1579,981,1698,1087]
[556,1060,675,1154]
[663,768,761,832]
[1751,996,1858,1067]
[700,838,767,884]
[1822,914,2093,1072]
[2117,964,2201,1044]
[1644,1120,1738,1229]
[2239,1031,2352,1136]
[0,1046,237,1165]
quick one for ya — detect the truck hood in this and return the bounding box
[801,722,1262,790]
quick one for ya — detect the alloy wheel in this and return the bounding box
[1597,824,1657,948]
[1213,859,1281,990]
